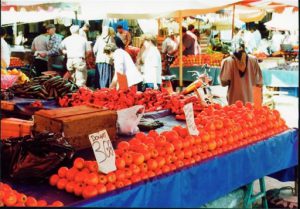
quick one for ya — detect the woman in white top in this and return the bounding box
[140,34,162,90]
[105,39,143,89]
[1,28,11,68]
[93,26,116,88]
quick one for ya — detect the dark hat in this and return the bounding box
[46,24,56,30]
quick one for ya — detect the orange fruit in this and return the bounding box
[82,186,98,199]
[57,167,68,178]
[73,158,85,170]
[56,178,68,190]
[16,193,27,203]
[3,192,17,206]
[25,196,38,207]
[37,200,48,207]
[49,174,60,186]
[51,200,64,207]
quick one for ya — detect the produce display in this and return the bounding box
[49,101,288,200]
[9,75,78,100]
[171,53,224,67]
[0,182,64,207]
[252,52,268,60]
[9,57,25,68]
[1,68,29,84]
[58,87,203,117]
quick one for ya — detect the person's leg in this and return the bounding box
[74,58,87,87]
[66,59,75,83]
[106,64,114,88]
[95,63,100,89]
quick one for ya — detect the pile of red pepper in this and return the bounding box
[58,87,204,119]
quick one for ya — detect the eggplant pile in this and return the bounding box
[9,75,78,100]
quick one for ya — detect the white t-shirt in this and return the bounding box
[79,28,87,40]
[271,32,284,52]
[93,35,115,63]
[1,38,11,67]
[61,34,89,58]
[161,37,178,54]
[113,48,143,87]
[253,30,262,47]
[141,46,162,85]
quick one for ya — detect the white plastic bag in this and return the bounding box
[117,105,145,136]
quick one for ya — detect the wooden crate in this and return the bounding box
[1,118,33,139]
[1,100,15,111]
[33,105,117,150]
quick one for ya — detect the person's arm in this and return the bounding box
[110,51,124,88]
[254,58,263,87]
[110,70,118,88]
[60,39,67,55]
[31,39,36,51]
[93,38,99,55]
[220,59,231,87]
[47,35,61,56]
[126,31,131,47]
[85,41,92,58]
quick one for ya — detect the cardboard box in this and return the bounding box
[1,118,33,139]
[34,105,117,150]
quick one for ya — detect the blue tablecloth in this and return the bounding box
[3,128,297,207]
[262,69,299,87]
[169,66,299,88]
[71,129,298,207]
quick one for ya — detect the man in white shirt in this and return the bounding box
[253,27,262,48]
[1,28,11,68]
[31,31,50,75]
[61,25,91,87]
[140,34,162,89]
[270,31,285,53]
[161,30,179,74]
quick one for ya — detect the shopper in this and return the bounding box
[79,23,90,40]
[39,24,63,71]
[93,26,116,88]
[139,34,162,89]
[187,24,200,54]
[182,27,195,56]
[105,40,143,89]
[31,29,50,76]
[116,25,131,48]
[253,26,262,48]
[161,30,179,74]
[60,25,91,87]
[270,31,285,53]
[1,27,11,68]
[220,41,263,105]
[15,31,27,46]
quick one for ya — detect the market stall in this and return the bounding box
[1,0,299,208]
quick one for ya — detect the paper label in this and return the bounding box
[89,130,116,174]
[183,103,199,136]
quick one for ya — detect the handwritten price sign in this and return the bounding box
[183,103,199,136]
[89,130,116,174]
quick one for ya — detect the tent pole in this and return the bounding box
[13,23,17,45]
[179,12,183,89]
[231,4,235,39]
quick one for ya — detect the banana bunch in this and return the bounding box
[9,75,78,100]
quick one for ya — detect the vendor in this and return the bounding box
[161,30,179,74]
[139,34,162,90]
[1,27,11,68]
[187,24,201,55]
[116,25,131,48]
[106,40,143,89]
[15,31,27,46]
[220,40,263,105]
[210,33,223,51]
[93,26,116,88]
[182,27,195,55]
[60,25,91,87]
[31,28,50,76]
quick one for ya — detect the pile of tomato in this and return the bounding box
[59,87,204,117]
[9,57,25,68]
[50,101,288,200]
[170,53,224,68]
[0,182,63,207]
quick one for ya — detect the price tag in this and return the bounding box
[89,130,116,174]
[183,103,199,136]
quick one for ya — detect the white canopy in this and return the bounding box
[264,7,299,31]
[2,0,241,24]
